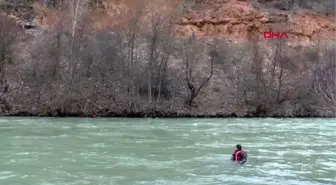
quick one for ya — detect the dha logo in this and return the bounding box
[263,32,289,39]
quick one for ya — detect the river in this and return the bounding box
[0,117,335,185]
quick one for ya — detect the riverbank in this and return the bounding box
[1,108,334,118]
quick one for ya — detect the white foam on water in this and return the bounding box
[316,178,336,183]
[0,174,16,179]
[90,143,106,148]
[320,161,336,168]
[75,123,98,129]
[15,152,30,155]
[0,171,13,175]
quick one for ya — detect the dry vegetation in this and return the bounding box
[0,0,335,117]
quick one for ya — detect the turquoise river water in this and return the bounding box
[0,117,335,185]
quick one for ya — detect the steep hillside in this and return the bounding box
[1,0,335,43]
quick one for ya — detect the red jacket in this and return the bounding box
[232,149,246,161]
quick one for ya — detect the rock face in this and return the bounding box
[1,0,335,43]
[175,0,336,43]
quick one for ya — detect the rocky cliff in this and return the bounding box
[175,0,335,43]
[1,0,335,43]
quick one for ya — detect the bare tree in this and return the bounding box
[65,0,88,38]
[270,38,287,104]
[0,14,21,96]
[119,2,145,112]
[146,12,160,109]
[308,43,336,112]
[323,0,335,16]
[183,38,215,106]
[223,42,251,105]
[155,26,174,106]
[249,36,267,103]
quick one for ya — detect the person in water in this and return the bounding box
[231,144,247,164]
